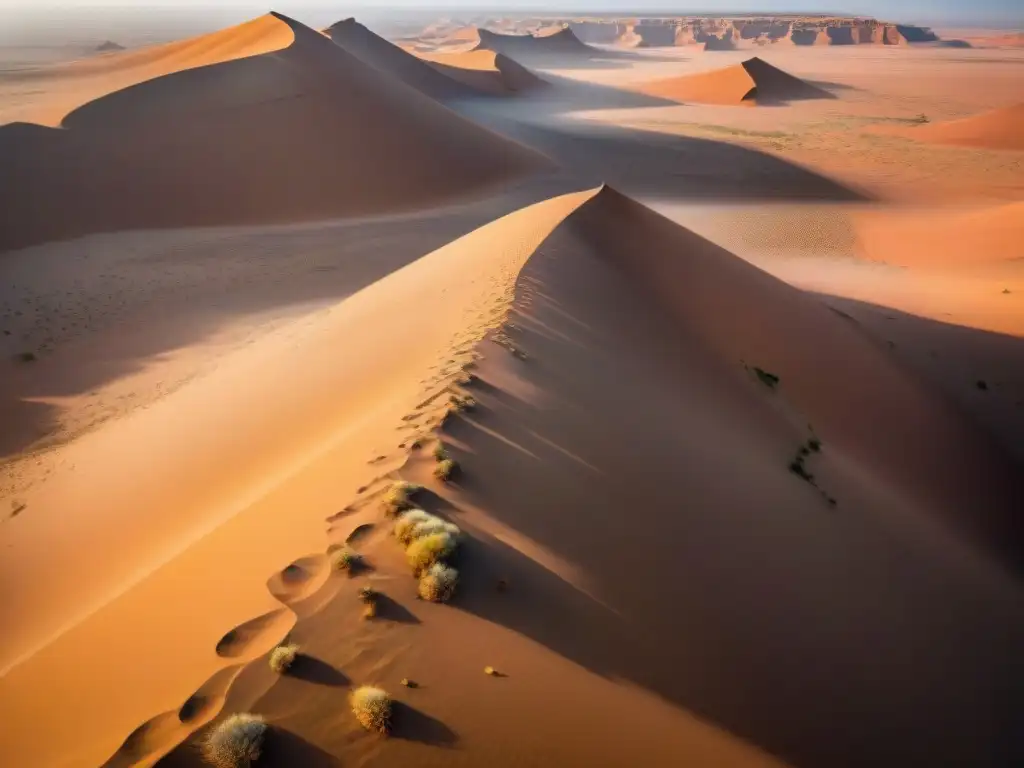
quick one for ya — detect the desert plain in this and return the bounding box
[0,8,1022,768]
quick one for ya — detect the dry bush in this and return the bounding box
[406,532,458,576]
[418,563,459,603]
[434,459,458,482]
[201,713,267,768]
[383,481,421,516]
[393,509,433,545]
[330,548,363,574]
[350,686,391,734]
[268,644,298,674]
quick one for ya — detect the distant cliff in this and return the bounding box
[564,16,938,49]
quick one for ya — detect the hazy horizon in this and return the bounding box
[2,0,1022,29]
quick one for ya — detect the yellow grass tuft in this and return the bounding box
[393,509,434,545]
[350,686,392,734]
[434,458,458,482]
[383,480,421,516]
[268,644,298,674]
[201,713,267,768]
[418,562,459,603]
[330,548,363,574]
[407,532,458,576]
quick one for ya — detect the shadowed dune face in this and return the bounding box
[636,56,834,105]
[325,17,475,100]
[442,187,1024,768]
[473,25,597,60]
[0,12,551,252]
[414,49,548,95]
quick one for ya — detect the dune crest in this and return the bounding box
[415,49,548,95]
[636,56,833,105]
[0,12,551,252]
[473,25,596,58]
[325,17,474,100]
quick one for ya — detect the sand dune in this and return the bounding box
[636,56,833,105]
[415,49,548,95]
[128,185,1024,768]
[427,187,1024,767]
[0,12,550,252]
[0,187,597,768]
[0,13,296,127]
[325,17,474,100]
[899,102,1024,150]
[855,201,1024,267]
[473,25,597,59]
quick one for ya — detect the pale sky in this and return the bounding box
[2,0,1022,28]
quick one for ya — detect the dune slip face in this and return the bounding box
[636,57,834,105]
[0,188,598,768]
[0,12,551,253]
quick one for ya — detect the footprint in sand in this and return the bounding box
[266,555,329,606]
[215,609,293,659]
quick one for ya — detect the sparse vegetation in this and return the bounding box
[432,442,448,462]
[418,562,459,603]
[15,351,36,363]
[977,380,989,391]
[1002,288,1012,295]
[330,548,363,574]
[752,366,780,390]
[362,602,377,620]
[434,458,459,482]
[484,666,498,676]
[269,644,298,674]
[789,455,814,482]
[808,437,822,453]
[400,678,417,688]
[201,713,267,768]
[358,585,377,604]
[350,686,391,734]
[382,480,421,516]
[394,509,434,545]
[449,393,477,413]
[911,113,930,124]
[407,532,458,575]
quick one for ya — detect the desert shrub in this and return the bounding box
[382,481,421,516]
[434,459,458,482]
[330,548,363,574]
[350,686,391,734]
[268,644,298,674]
[358,585,377,604]
[409,517,460,541]
[202,713,267,768]
[393,509,433,545]
[406,532,458,575]
[418,563,459,603]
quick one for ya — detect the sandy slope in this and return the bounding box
[414,49,547,95]
[896,102,1024,150]
[636,56,830,105]
[0,188,595,768]
[145,187,1024,768]
[636,56,832,105]
[473,26,596,59]
[325,18,474,100]
[0,14,294,127]
[0,12,550,252]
